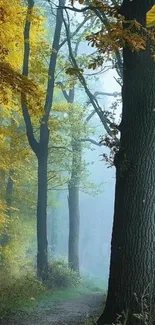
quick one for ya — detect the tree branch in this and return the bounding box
[56,81,69,101]
[44,0,65,119]
[49,145,72,153]
[63,12,118,140]
[21,0,39,156]
[80,138,102,146]
[94,91,121,98]
[59,15,91,49]
[57,5,91,13]
[85,110,96,122]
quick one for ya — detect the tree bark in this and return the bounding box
[68,184,80,273]
[49,205,57,256]
[0,171,14,247]
[58,83,81,273]
[37,123,49,280]
[60,86,81,273]
[97,1,155,324]
[68,140,81,273]
[48,191,60,256]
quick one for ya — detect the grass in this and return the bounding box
[18,281,104,315]
[0,268,106,321]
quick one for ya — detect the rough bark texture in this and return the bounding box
[97,1,155,324]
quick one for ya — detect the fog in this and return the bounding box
[47,66,121,286]
[42,0,123,287]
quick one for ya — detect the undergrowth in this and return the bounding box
[0,258,103,318]
[47,258,81,289]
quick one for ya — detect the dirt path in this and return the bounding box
[4,294,104,325]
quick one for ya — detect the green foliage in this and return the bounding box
[47,259,81,289]
[0,273,45,317]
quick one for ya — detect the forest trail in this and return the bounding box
[4,294,104,325]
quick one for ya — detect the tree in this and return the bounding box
[51,82,100,272]
[61,0,155,322]
[97,1,155,324]
[58,8,120,273]
[21,0,65,280]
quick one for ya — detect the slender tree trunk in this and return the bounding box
[21,0,65,281]
[51,207,58,256]
[1,118,14,247]
[68,142,81,273]
[48,197,58,257]
[98,1,155,324]
[6,170,14,218]
[68,185,80,273]
[0,170,14,247]
[0,170,14,246]
[62,87,81,273]
[37,123,49,280]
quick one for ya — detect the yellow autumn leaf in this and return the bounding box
[147,5,155,28]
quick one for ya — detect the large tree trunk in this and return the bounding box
[98,1,155,324]
[37,123,49,280]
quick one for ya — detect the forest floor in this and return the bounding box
[1,291,105,325]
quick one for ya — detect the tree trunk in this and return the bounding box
[49,205,58,256]
[1,170,14,246]
[68,158,81,273]
[37,123,49,281]
[0,171,14,247]
[6,170,14,218]
[98,1,155,324]
[22,0,65,281]
[67,86,81,274]
[61,86,81,273]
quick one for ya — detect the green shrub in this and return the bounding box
[47,258,81,289]
[0,273,45,317]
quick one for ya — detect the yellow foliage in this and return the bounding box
[0,0,47,114]
[53,102,73,113]
[147,5,155,28]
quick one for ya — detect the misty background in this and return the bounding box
[47,67,121,285]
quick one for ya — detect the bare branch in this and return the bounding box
[80,138,102,146]
[63,12,117,139]
[94,91,121,98]
[57,5,91,13]
[85,109,96,122]
[59,15,91,50]
[44,0,65,119]
[49,145,72,152]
